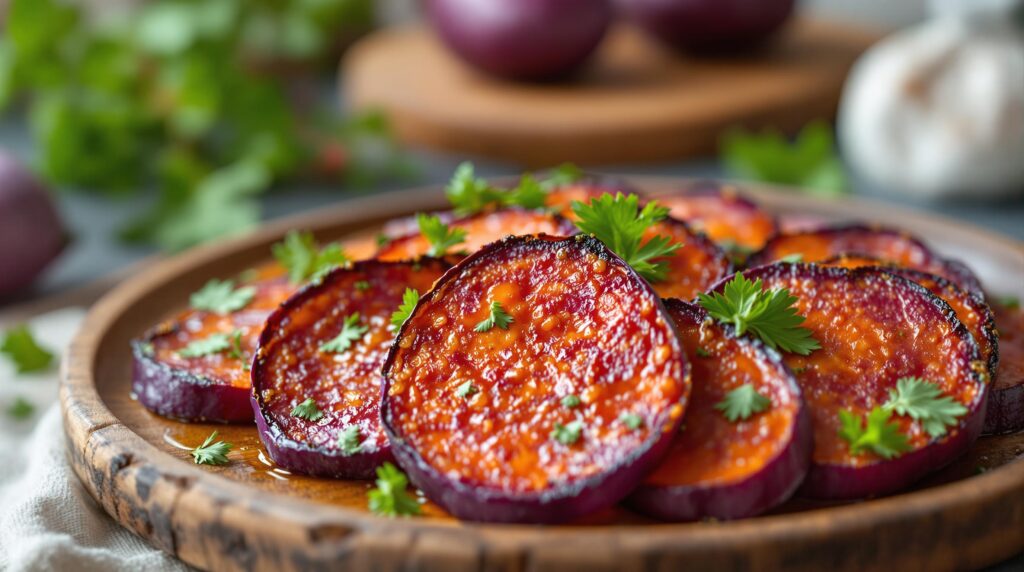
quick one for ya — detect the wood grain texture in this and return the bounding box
[62,178,1024,572]
[343,20,880,166]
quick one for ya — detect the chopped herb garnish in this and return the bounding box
[778,253,804,263]
[474,301,514,333]
[620,412,644,430]
[417,213,466,257]
[272,230,350,284]
[721,121,848,197]
[715,384,771,422]
[320,313,368,353]
[376,233,392,248]
[227,330,245,361]
[571,193,682,283]
[696,347,711,358]
[551,420,584,445]
[390,288,420,331]
[561,394,582,408]
[1,325,54,374]
[191,431,232,465]
[456,381,478,398]
[290,398,324,422]
[539,162,584,190]
[354,280,371,291]
[338,425,362,455]
[698,272,821,355]
[445,162,548,214]
[998,296,1020,310]
[838,407,911,459]
[7,397,35,420]
[189,279,256,314]
[883,377,967,438]
[368,462,421,517]
[178,332,233,358]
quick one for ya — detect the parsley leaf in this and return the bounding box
[838,407,911,459]
[698,272,821,355]
[272,231,349,284]
[189,279,256,314]
[474,300,514,333]
[883,377,967,438]
[620,412,644,430]
[354,280,371,291]
[778,253,803,263]
[227,330,245,361]
[367,462,421,517]
[320,313,368,353]
[178,332,233,358]
[456,381,478,398]
[561,395,581,409]
[390,288,420,331]
[191,431,231,465]
[551,420,584,445]
[338,425,362,455]
[7,397,35,420]
[1,325,54,374]
[998,296,1020,310]
[721,121,848,197]
[290,398,323,422]
[714,384,771,422]
[444,162,548,214]
[540,162,584,190]
[571,193,682,282]
[417,213,466,257]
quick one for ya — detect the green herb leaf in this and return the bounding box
[698,272,821,355]
[178,332,233,358]
[290,397,323,422]
[883,377,967,438]
[838,407,911,459]
[390,288,420,331]
[417,213,466,257]
[1,325,54,374]
[190,279,256,314]
[721,121,848,197]
[456,381,478,398]
[474,301,514,332]
[354,280,371,292]
[368,462,421,517]
[272,231,349,284]
[338,425,362,455]
[227,329,245,362]
[778,253,803,263]
[7,397,35,420]
[998,296,1020,310]
[571,193,682,282]
[561,394,581,409]
[696,347,711,358]
[320,313,368,353]
[620,412,644,430]
[551,420,584,445]
[714,384,771,422]
[444,162,548,215]
[191,431,232,465]
[540,162,584,190]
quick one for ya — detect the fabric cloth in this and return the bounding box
[0,309,189,572]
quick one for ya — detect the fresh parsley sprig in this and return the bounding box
[368,462,421,517]
[715,384,771,422]
[416,213,466,257]
[189,279,257,314]
[474,301,514,333]
[571,193,682,283]
[272,231,350,284]
[445,162,550,215]
[884,377,967,438]
[1,325,54,374]
[291,398,324,422]
[178,331,236,358]
[838,407,911,460]
[390,289,420,331]
[320,313,368,354]
[456,381,478,398]
[539,163,584,190]
[338,425,362,456]
[698,272,821,355]
[721,121,848,197]
[551,421,584,445]
[191,431,232,466]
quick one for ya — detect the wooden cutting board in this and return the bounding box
[343,20,881,166]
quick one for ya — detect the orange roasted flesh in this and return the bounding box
[251,259,449,478]
[748,225,983,296]
[646,217,732,300]
[658,183,778,252]
[381,235,690,522]
[376,208,574,262]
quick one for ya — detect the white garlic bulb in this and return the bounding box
[839,14,1024,200]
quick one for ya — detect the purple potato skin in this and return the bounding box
[985,384,1024,435]
[614,0,795,53]
[381,234,689,523]
[628,300,812,521]
[424,0,613,81]
[0,152,66,297]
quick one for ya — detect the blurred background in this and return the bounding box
[0,0,1022,305]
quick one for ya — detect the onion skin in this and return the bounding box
[424,0,612,81]
[0,152,66,297]
[614,0,795,54]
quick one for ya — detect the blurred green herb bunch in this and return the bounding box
[0,0,411,250]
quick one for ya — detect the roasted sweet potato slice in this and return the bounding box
[545,175,639,220]
[382,234,691,523]
[658,182,778,253]
[729,264,987,499]
[376,208,574,262]
[251,259,449,478]
[988,301,1024,434]
[645,217,733,301]
[132,263,296,423]
[747,225,983,297]
[630,300,811,521]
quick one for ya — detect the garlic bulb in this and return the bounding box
[839,14,1024,200]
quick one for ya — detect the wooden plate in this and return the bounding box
[344,20,880,166]
[61,178,1024,572]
